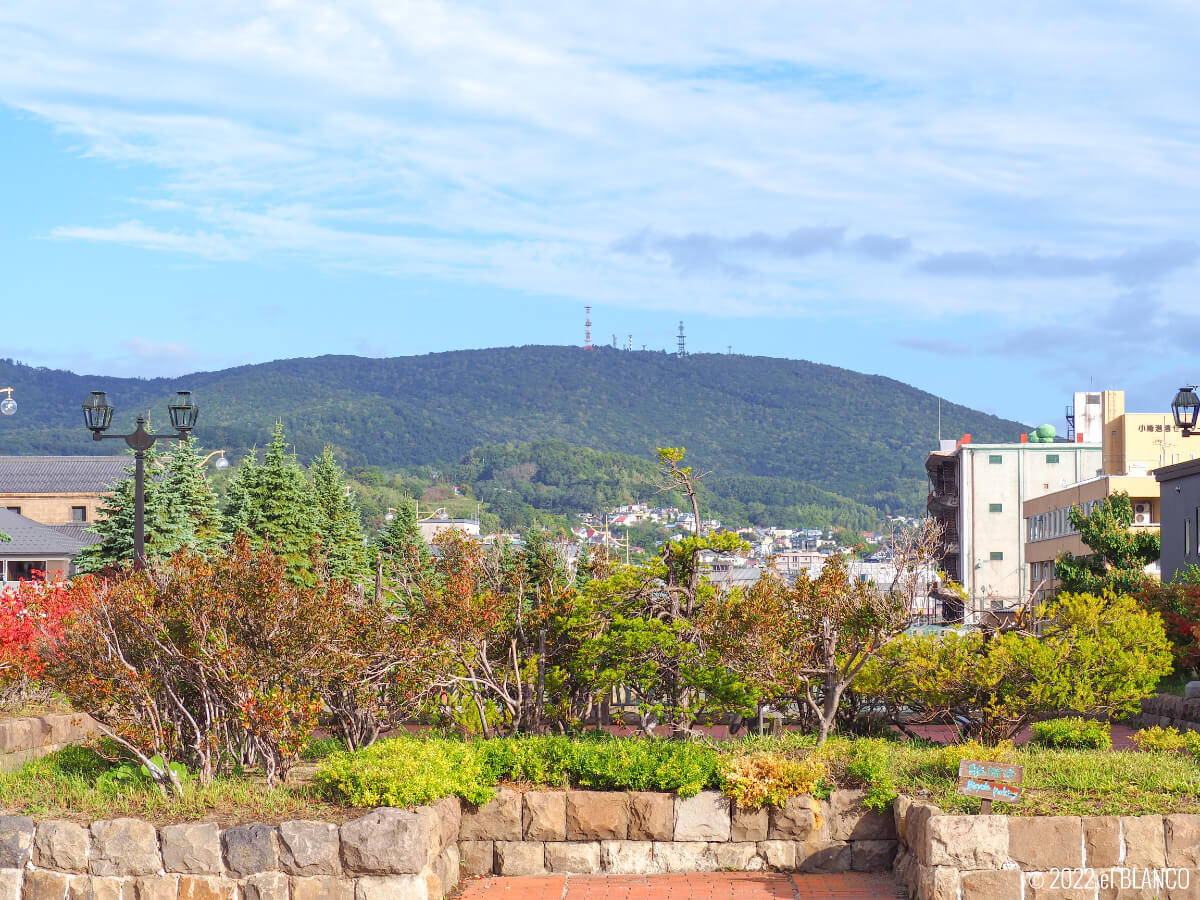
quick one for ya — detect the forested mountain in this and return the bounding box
[0,346,1027,516]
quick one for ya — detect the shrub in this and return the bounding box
[0,578,71,686]
[314,739,497,808]
[935,740,1016,777]
[718,750,828,809]
[1131,725,1200,761]
[1134,581,1200,673]
[1031,717,1112,750]
[859,592,1173,744]
[842,739,898,810]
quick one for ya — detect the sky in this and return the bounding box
[2,2,1199,428]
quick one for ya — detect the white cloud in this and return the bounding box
[3,1,1200,326]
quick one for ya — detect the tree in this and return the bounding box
[223,423,318,580]
[158,436,223,557]
[309,446,371,584]
[858,591,1173,744]
[1056,492,1160,595]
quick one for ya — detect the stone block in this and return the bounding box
[220,824,279,878]
[567,792,629,841]
[918,865,961,900]
[797,840,850,874]
[756,840,796,871]
[674,792,731,842]
[850,839,896,872]
[768,796,824,841]
[0,871,17,900]
[1084,816,1122,869]
[291,876,355,900]
[160,823,222,875]
[827,789,896,841]
[961,869,1022,900]
[523,792,567,841]
[495,841,546,876]
[34,821,90,873]
[133,878,178,900]
[458,841,494,876]
[79,876,133,900]
[460,787,521,841]
[1094,867,1173,900]
[711,842,761,871]
[354,875,428,900]
[278,820,341,876]
[176,876,236,900]
[545,842,601,874]
[240,872,288,900]
[628,793,674,841]
[1008,816,1083,869]
[340,809,431,876]
[1122,816,1167,868]
[23,871,70,900]
[599,841,657,874]
[0,817,33,869]
[1166,815,1200,868]
[924,815,1009,869]
[730,804,768,842]
[893,794,913,843]
[90,819,161,877]
[431,843,459,896]
[906,801,941,861]
[651,842,717,873]
[1186,681,1200,699]
[431,798,461,853]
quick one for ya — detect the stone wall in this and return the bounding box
[457,788,897,876]
[0,714,97,773]
[892,795,1200,900]
[1133,693,1200,733]
[0,797,460,900]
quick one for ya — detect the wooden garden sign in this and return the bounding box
[957,760,1024,814]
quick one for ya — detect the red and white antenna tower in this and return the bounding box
[584,306,593,350]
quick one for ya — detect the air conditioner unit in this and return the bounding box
[1134,513,1150,525]
[1134,503,1150,515]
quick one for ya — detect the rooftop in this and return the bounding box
[0,509,92,557]
[0,456,128,494]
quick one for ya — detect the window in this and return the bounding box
[990,551,1004,561]
[5,561,45,581]
[989,503,1003,513]
[989,455,1003,464]
[71,506,87,523]
[1046,454,1060,464]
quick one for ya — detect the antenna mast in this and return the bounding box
[584,306,593,350]
[676,321,687,358]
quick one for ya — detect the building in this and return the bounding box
[0,508,96,585]
[927,436,1102,618]
[0,456,128,526]
[417,516,481,543]
[1155,458,1200,582]
[1022,390,1197,596]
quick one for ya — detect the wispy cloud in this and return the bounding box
[917,240,1200,286]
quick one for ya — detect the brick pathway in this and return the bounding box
[457,872,901,900]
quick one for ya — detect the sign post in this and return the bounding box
[957,760,1024,814]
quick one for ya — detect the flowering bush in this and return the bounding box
[0,575,71,685]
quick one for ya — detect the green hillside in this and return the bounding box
[0,346,1027,516]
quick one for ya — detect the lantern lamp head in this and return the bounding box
[168,391,199,433]
[82,391,114,434]
[1172,386,1200,433]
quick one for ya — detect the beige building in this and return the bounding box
[0,456,128,526]
[1021,390,1189,597]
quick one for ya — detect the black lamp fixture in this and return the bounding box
[81,390,200,565]
[1171,386,1200,436]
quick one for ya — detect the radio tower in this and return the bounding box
[676,321,687,358]
[584,306,593,350]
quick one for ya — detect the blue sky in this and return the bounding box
[2,2,1199,428]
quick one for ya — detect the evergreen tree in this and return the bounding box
[76,445,177,572]
[221,450,259,540]
[1056,492,1161,595]
[375,500,432,595]
[159,436,224,557]
[310,446,371,584]
[223,423,319,579]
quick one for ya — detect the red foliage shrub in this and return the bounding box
[0,575,72,684]
[1135,581,1200,672]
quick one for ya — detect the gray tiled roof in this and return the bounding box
[0,456,128,494]
[44,524,103,550]
[0,509,88,557]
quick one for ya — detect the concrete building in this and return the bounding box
[1155,458,1200,582]
[417,516,481,542]
[0,456,127,526]
[927,437,1102,618]
[0,508,94,585]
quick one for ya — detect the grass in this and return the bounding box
[1,732,1198,823]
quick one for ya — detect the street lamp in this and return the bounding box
[197,449,229,470]
[0,388,15,416]
[81,390,199,565]
[1171,386,1200,437]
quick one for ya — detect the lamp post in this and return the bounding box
[1171,386,1200,437]
[81,390,199,565]
[197,449,229,470]
[0,388,15,416]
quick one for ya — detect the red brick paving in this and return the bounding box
[458,873,900,900]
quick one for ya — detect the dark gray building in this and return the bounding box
[1154,458,1200,581]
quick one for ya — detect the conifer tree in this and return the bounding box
[223,423,319,579]
[310,446,370,584]
[76,446,174,572]
[160,436,224,557]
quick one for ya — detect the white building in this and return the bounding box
[926,436,1102,618]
